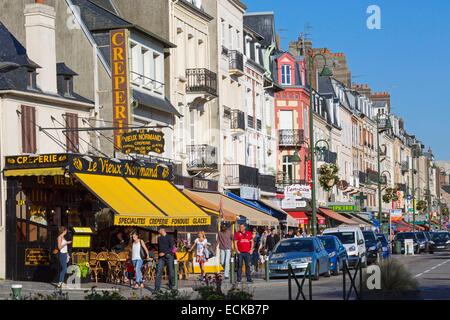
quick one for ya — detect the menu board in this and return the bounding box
[25,248,50,267]
[72,235,91,249]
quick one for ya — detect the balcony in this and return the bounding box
[186,68,218,97]
[317,148,338,164]
[257,119,262,132]
[259,174,277,193]
[228,50,244,77]
[223,164,259,187]
[279,129,304,147]
[248,115,255,129]
[131,71,164,95]
[401,161,409,174]
[276,174,308,193]
[186,145,218,172]
[231,110,245,131]
[359,171,367,184]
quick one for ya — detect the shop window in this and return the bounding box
[29,224,38,242]
[39,228,48,243]
[17,221,27,242]
[21,105,37,154]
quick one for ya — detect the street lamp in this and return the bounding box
[410,144,422,232]
[375,114,392,234]
[306,49,333,236]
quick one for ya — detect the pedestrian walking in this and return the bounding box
[218,222,233,280]
[56,226,72,288]
[265,228,280,254]
[155,228,175,291]
[285,229,294,239]
[190,231,209,281]
[251,229,261,273]
[130,231,149,289]
[234,224,254,283]
[294,229,302,238]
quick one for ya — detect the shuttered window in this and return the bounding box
[65,113,79,153]
[21,105,37,154]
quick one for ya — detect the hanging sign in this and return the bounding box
[110,29,132,149]
[121,129,165,155]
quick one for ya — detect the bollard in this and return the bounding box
[265,255,270,282]
[174,259,179,290]
[230,256,235,284]
[11,284,22,300]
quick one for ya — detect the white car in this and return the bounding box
[322,226,367,268]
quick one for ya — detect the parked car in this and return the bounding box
[428,232,450,253]
[322,226,367,268]
[362,230,382,264]
[394,232,420,254]
[268,237,331,280]
[376,233,391,260]
[317,235,348,275]
[415,232,430,253]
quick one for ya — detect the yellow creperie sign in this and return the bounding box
[114,215,211,227]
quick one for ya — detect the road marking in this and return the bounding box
[414,258,450,278]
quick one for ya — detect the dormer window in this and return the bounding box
[281,65,292,85]
[56,63,77,98]
[26,68,37,90]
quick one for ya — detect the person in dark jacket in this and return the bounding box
[265,228,280,254]
[155,228,175,291]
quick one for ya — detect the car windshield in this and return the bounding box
[377,235,388,245]
[326,232,355,244]
[362,231,377,244]
[416,233,426,241]
[274,240,314,253]
[319,237,336,251]
[431,233,450,241]
[396,233,415,240]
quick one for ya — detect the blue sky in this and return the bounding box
[244,0,450,160]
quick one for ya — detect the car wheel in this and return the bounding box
[312,262,320,281]
[415,247,420,254]
[333,259,340,276]
[324,261,331,277]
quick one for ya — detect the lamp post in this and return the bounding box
[375,114,392,234]
[306,49,333,236]
[410,144,421,232]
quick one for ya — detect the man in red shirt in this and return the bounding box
[234,224,254,283]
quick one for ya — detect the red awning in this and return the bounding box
[319,207,358,225]
[287,212,309,224]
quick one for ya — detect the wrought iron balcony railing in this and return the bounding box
[228,50,244,76]
[278,129,304,147]
[231,110,245,131]
[186,68,217,96]
[223,164,259,187]
[186,145,218,172]
[259,174,277,193]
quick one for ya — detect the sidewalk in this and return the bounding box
[0,273,281,300]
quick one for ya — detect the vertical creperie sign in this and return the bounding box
[110,29,131,149]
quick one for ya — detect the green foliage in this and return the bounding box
[383,188,399,204]
[152,289,191,300]
[416,200,428,213]
[225,287,254,300]
[77,262,90,279]
[84,289,125,300]
[318,163,339,191]
[15,289,69,301]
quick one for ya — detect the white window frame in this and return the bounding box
[281,64,292,85]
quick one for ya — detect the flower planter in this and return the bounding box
[176,252,191,262]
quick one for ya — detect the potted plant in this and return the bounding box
[77,262,90,284]
[176,240,191,262]
[416,200,428,213]
[318,164,339,192]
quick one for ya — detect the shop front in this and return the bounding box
[4,154,211,281]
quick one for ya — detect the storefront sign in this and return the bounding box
[329,203,361,213]
[193,178,210,191]
[114,215,211,227]
[121,130,165,155]
[25,248,50,267]
[284,184,311,199]
[5,154,68,169]
[281,198,307,209]
[110,29,131,149]
[69,155,173,180]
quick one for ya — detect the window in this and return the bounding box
[221,19,226,47]
[21,105,36,154]
[65,113,79,153]
[281,65,292,85]
[279,110,293,130]
[282,155,294,181]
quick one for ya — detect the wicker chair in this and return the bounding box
[107,252,122,284]
[89,252,103,283]
[143,258,156,282]
[117,251,129,284]
[72,252,88,265]
[96,252,109,282]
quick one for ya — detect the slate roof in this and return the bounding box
[442,185,450,195]
[318,76,335,96]
[244,12,276,48]
[0,22,91,104]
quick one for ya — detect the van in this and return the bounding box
[322,226,367,268]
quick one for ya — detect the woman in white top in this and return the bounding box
[190,231,209,281]
[130,231,149,289]
[57,226,72,288]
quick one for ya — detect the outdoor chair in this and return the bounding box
[89,252,103,283]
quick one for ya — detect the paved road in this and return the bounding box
[1,252,449,300]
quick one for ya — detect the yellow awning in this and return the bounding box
[74,173,166,219]
[4,167,65,177]
[126,178,211,226]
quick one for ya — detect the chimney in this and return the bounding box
[24,0,57,94]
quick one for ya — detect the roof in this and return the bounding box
[442,185,450,194]
[57,63,78,76]
[243,12,276,48]
[133,90,181,117]
[71,0,175,48]
[318,76,335,96]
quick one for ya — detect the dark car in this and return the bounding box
[415,232,430,253]
[317,235,348,275]
[362,230,382,264]
[377,233,391,260]
[394,232,420,254]
[429,232,450,253]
